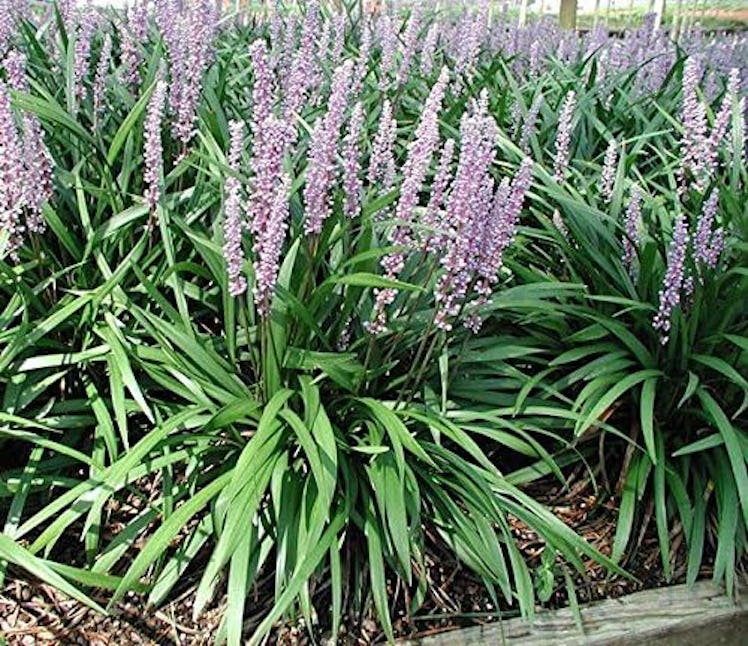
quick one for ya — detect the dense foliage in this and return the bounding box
[0,1,746,643]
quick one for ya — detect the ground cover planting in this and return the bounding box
[0,1,746,643]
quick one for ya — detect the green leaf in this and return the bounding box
[653,434,671,581]
[697,389,748,530]
[575,369,662,436]
[364,505,395,643]
[107,80,155,165]
[329,272,425,292]
[247,509,345,646]
[640,377,657,464]
[0,534,105,614]
[691,354,748,417]
[109,471,232,607]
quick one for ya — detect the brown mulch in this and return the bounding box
[0,466,713,646]
[697,9,748,23]
[0,581,223,645]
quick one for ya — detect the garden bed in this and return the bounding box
[0,465,729,644]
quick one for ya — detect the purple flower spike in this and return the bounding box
[223,120,247,297]
[388,66,449,267]
[622,184,642,276]
[249,40,275,140]
[3,49,28,92]
[0,79,25,259]
[466,158,534,330]
[420,24,439,76]
[2,50,53,236]
[282,1,320,122]
[702,68,740,183]
[495,157,534,261]
[378,16,397,90]
[397,8,420,86]
[254,173,290,317]
[343,102,365,219]
[368,99,396,191]
[553,90,576,183]
[601,139,618,203]
[422,138,456,252]
[0,0,24,59]
[165,0,218,148]
[93,34,112,119]
[73,5,99,108]
[120,0,149,90]
[679,57,708,190]
[248,115,289,243]
[434,95,498,332]
[21,113,54,235]
[653,213,689,344]
[693,191,723,271]
[143,78,168,214]
[519,94,542,154]
[331,13,346,67]
[303,60,354,236]
[351,24,371,97]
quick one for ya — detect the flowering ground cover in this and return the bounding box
[0,1,746,643]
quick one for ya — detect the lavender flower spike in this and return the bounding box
[254,173,290,316]
[120,0,148,90]
[469,157,534,330]
[387,66,450,268]
[0,80,26,259]
[693,191,723,271]
[22,114,54,235]
[679,57,708,190]
[397,7,420,86]
[519,93,542,154]
[433,95,498,332]
[282,1,320,122]
[351,24,371,98]
[168,0,218,148]
[653,213,689,344]
[702,68,740,182]
[249,39,274,141]
[601,139,618,202]
[420,24,439,76]
[622,184,642,276]
[378,16,397,90]
[553,90,576,183]
[492,157,534,265]
[3,50,53,235]
[223,121,247,297]
[367,99,396,190]
[343,102,365,219]
[73,5,99,107]
[93,34,113,119]
[3,49,28,92]
[303,60,354,236]
[247,115,289,248]
[143,78,168,214]
[422,138,456,252]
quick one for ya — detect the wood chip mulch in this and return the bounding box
[0,466,719,645]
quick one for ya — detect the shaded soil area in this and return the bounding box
[0,462,725,646]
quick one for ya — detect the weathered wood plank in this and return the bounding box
[404,581,748,645]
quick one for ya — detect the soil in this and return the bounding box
[0,462,719,646]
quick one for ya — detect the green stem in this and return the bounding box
[394,312,438,409]
[380,254,439,369]
[398,331,441,410]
